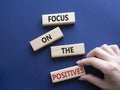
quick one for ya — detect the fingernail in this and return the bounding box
[76,60,80,64]
[79,76,84,80]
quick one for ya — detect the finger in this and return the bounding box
[79,74,106,89]
[76,57,110,74]
[101,44,116,55]
[109,45,120,55]
[87,47,112,61]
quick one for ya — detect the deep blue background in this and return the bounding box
[0,0,120,90]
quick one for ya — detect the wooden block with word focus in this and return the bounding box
[50,65,86,83]
[51,43,85,58]
[42,12,75,26]
[30,27,63,51]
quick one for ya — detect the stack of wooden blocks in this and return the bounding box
[30,12,86,83]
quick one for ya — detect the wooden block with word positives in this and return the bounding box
[42,12,75,26]
[50,65,86,83]
[30,27,63,51]
[51,43,85,58]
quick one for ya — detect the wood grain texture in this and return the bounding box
[42,12,75,26]
[30,27,63,51]
[50,65,86,83]
[51,43,85,58]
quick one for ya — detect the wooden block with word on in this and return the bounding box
[42,12,75,26]
[50,65,86,83]
[30,27,63,51]
[51,43,85,58]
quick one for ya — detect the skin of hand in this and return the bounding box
[76,44,120,90]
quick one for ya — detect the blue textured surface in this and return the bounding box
[0,0,120,90]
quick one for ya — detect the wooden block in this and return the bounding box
[51,43,85,58]
[30,27,64,51]
[50,65,86,83]
[42,12,75,26]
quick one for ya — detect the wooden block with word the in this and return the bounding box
[51,43,85,58]
[50,65,86,83]
[42,12,75,26]
[30,27,63,51]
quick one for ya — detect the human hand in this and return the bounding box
[76,44,120,90]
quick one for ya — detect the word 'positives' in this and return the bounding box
[50,65,86,83]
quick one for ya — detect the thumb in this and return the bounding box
[79,74,106,89]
